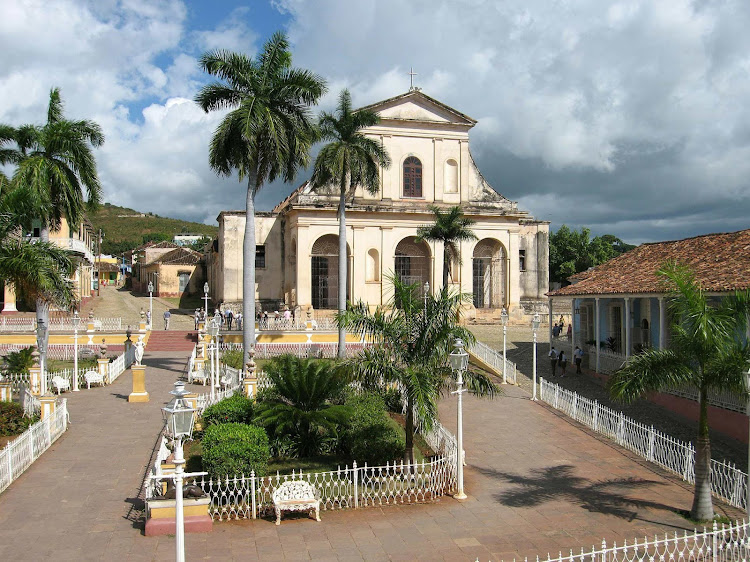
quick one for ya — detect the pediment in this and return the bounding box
[358,91,476,127]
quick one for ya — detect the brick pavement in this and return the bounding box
[1,338,741,560]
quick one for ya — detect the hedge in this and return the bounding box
[343,393,405,465]
[202,393,254,427]
[0,402,35,436]
[201,423,270,478]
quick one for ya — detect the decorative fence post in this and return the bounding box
[251,470,257,519]
[592,401,599,432]
[572,394,578,420]
[647,426,656,462]
[617,412,625,446]
[353,460,359,509]
[711,521,718,562]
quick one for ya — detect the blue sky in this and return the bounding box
[2,0,750,244]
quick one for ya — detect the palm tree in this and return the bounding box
[337,274,498,464]
[196,32,326,365]
[416,205,477,288]
[253,354,352,457]
[310,89,391,358]
[609,262,750,521]
[6,88,103,345]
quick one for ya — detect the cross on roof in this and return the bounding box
[408,67,420,91]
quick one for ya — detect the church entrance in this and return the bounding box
[311,234,350,310]
[394,237,431,288]
[472,239,505,309]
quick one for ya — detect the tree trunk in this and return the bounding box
[443,245,450,289]
[690,384,714,521]
[337,173,349,359]
[242,174,257,367]
[36,224,50,380]
[405,395,415,465]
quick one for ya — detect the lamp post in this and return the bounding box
[449,338,469,500]
[423,281,429,308]
[532,312,541,401]
[36,319,48,395]
[208,318,220,400]
[161,381,197,562]
[203,282,209,325]
[745,365,750,516]
[72,311,81,391]
[500,307,509,384]
[147,280,154,328]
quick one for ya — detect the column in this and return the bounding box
[548,298,554,352]
[624,297,631,358]
[571,298,576,353]
[595,297,601,373]
[659,297,666,350]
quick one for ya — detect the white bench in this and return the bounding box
[84,370,104,389]
[271,480,321,525]
[189,367,207,385]
[51,375,70,394]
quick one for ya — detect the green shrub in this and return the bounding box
[202,393,254,427]
[342,393,405,465]
[3,347,35,375]
[0,402,35,436]
[381,387,404,413]
[201,423,270,478]
[221,349,244,370]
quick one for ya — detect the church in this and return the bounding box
[206,90,549,322]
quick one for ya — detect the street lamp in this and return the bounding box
[531,312,541,401]
[147,280,154,328]
[208,318,220,400]
[449,338,469,500]
[72,311,81,391]
[203,282,209,327]
[500,307,509,385]
[423,281,429,307]
[36,319,48,395]
[161,381,197,562]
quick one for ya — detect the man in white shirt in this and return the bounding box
[574,346,584,374]
[548,347,558,376]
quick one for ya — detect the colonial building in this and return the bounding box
[132,241,205,297]
[207,90,549,321]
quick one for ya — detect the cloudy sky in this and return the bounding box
[2,0,749,244]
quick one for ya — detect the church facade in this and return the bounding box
[206,91,549,322]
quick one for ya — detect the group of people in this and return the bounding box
[552,315,572,339]
[548,345,584,377]
[192,307,243,331]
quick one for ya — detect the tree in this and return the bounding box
[337,274,498,464]
[253,355,352,457]
[196,32,326,365]
[549,225,633,284]
[416,205,477,288]
[608,262,750,521]
[5,88,103,346]
[310,89,391,358]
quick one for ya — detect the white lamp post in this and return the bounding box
[36,319,48,395]
[147,280,154,328]
[449,338,469,500]
[208,318,220,400]
[203,282,209,326]
[744,365,750,516]
[532,312,541,401]
[500,307,509,384]
[423,281,429,307]
[72,311,81,391]
[161,381,197,562]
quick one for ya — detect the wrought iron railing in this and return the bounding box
[469,340,517,384]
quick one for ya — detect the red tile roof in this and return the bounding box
[550,229,750,297]
[152,248,202,266]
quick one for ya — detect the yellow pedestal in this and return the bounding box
[97,358,109,384]
[29,366,41,396]
[0,381,12,402]
[128,364,150,402]
[40,394,56,420]
[243,378,257,399]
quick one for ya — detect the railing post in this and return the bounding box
[250,470,257,519]
[648,426,656,462]
[573,394,578,420]
[592,400,599,432]
[353,460,359,509]
[28,425,34,460]
[617,412,625,446]
[6,442,12,482]
[711,520,718,562]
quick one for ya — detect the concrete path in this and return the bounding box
[0,343,740,560]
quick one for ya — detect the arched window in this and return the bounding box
[403,156,422,198]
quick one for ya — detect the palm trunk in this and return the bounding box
[36,224,50,383]
[242,174,257,367]
[337,172,349,359]
[443,246,450,288]
[690,384,714,521]
[405,395,415,465]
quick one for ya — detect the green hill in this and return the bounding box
[89,203,218,255]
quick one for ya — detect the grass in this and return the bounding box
[677,509,733,526]
[46,358,99,372]
[268,456,348,474]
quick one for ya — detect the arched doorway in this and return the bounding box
[311,234,350,310]
[472,239,505,308]
[394,237,431,287]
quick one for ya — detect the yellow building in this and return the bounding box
[206,91,549,322]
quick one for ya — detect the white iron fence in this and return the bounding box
[217,342,371,359]
[514,520,750,562]
[539,378,749,511]
[1,343,104,360]
[469,340,517,384]
[0,317,122,332]
[0,399,69,493]
[257,317,338,331]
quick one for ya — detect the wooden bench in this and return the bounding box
[271,480,321,525]
[51,375,70,394]
[84,370,104,389]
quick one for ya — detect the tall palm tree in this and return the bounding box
[310,89,391,358]
[416,205,477,288]
[609,262,750,521]
[338,274,498,464]
[195,32,326,365]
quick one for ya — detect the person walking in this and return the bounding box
[548,346,558,376]
[225,308,233,330]
[145,309,151,327]
[163,309,171,330]
[574,346,584,374]
[552,322,560,338]
[194,309,200,330]
[558,349,568,377]
[236,312,243,331]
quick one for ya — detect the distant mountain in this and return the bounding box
[89,203,218,255]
